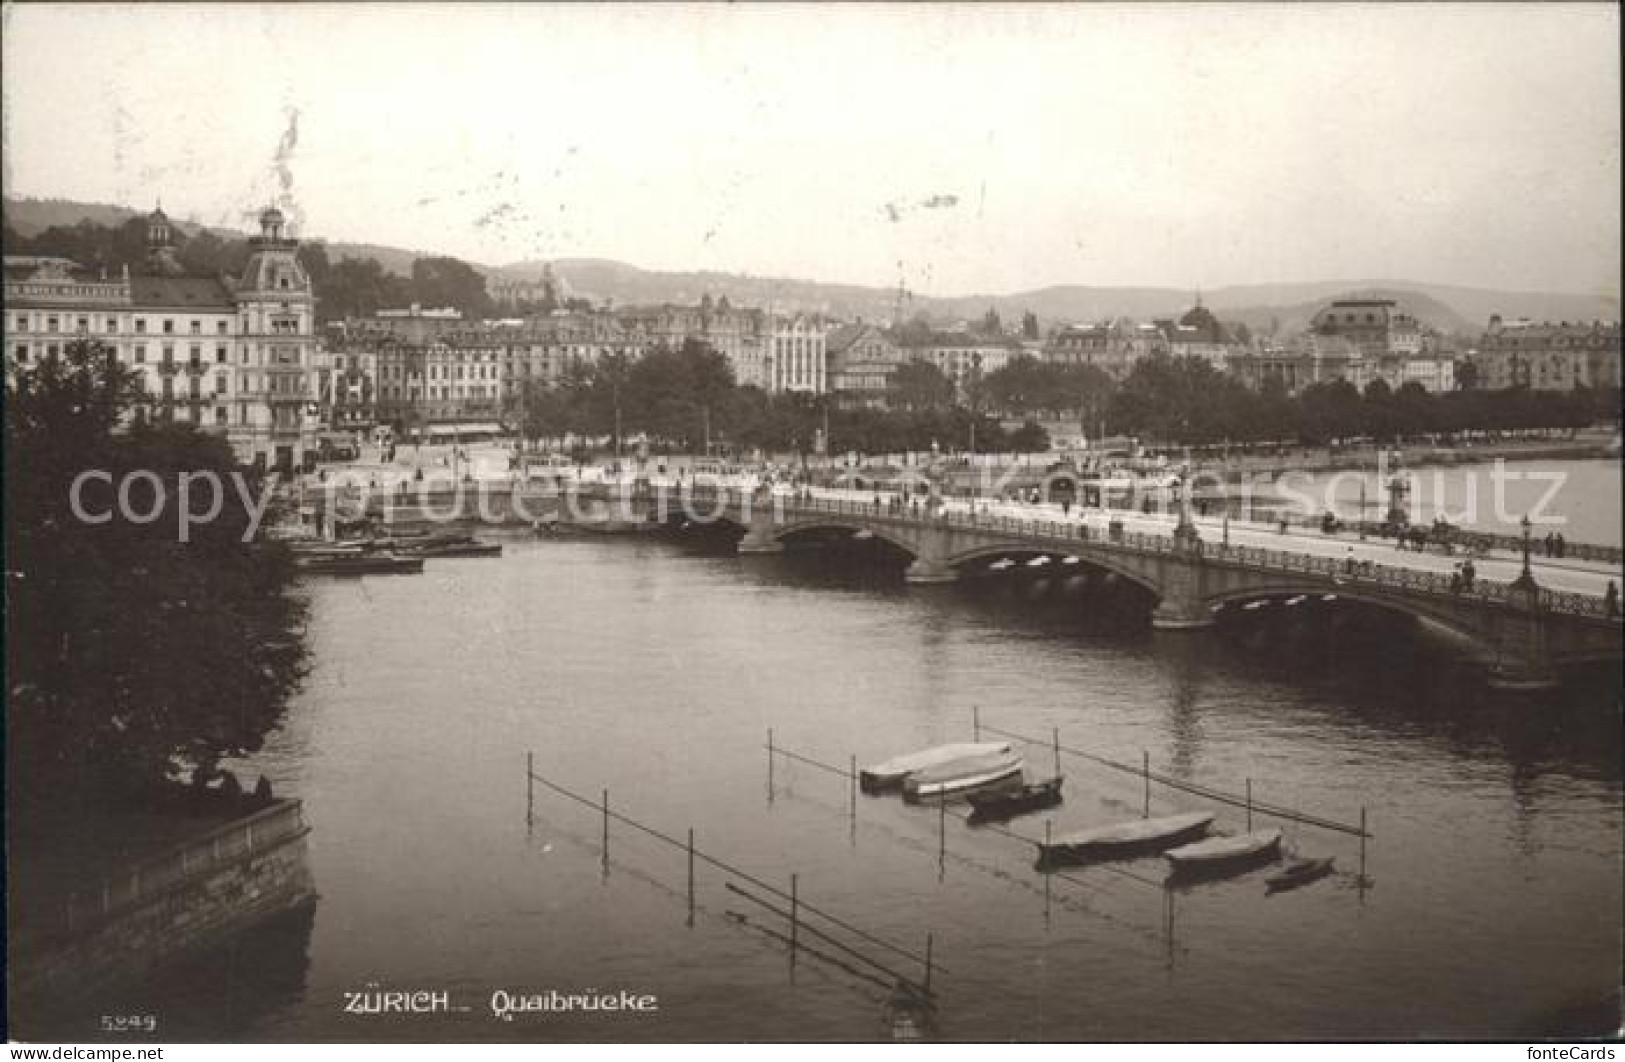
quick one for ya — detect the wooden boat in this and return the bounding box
[902,749,1024,803]
[573,517,662,535]
[288,539,366,556]
[1038,811,1214,861]
[398,540,502,558]
[966,776,1063,821]
[294,552,424,575]
[860,742,1013,793]
[1265,856,1335,893]
[1165,828,1282,870]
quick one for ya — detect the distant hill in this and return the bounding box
[4,196,425,277]
[8,195,1618,332]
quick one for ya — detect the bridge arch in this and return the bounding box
[944,542,1162,596]
[767,516,922,561]
[1202,582,1496,654]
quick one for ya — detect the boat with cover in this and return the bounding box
[860,742,1013,793]
[1165,828,1282,870]
[1038,811,1214,861]
[967,776,1064,822]
[902,749,1024,803]
[294,552,425,575]
[1265,856,1335,892]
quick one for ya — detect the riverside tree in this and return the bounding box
[4,338,308,803]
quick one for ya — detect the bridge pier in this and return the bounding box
[904,558,959,585]
[1151,535,1215,631]
[1484,578,1560,692]
[736,522,785,554]
[1151,599,1216,631]
[735,491,785,554]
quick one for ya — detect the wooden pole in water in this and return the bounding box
[849,754,857,823]
[938,796,947,868]
[973,705,980,741]
[924,933,934,994]
[1246,779,1253,832]
[601,788,609,869]
[1052,726,1061,780]
[687,827,695,925]
[526,751,534,829]
[1044,820,1052,921]
[767,728,775,798]
[790,873,800,961]
[1360,807,1368,881]
[1143,750,1150,817]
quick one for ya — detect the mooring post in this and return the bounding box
[526,751,534,829]
[1246,779,1253,832]
[924,932,935,994]
[973,705,980,741]
[1143,750,1151,817]
[767,727,775,800]
[790,873,800,962]
[1360,807,1368,882]
[938,796,947,869]
[1044,820,1052,921]
[848,754,857,823]
[601,788,610,870]
[687,827,695,926]
[1052,726,1061,780]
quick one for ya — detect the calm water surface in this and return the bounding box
[1301,458,1621,545]
[104,463,1623,1042]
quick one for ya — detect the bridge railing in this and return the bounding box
[683,488,1617,621]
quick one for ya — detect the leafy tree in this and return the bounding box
[410,256,493,319]
[1298,379,1364,444]
[891,359,956,412]
[1007,420,1051,452]
[5,339,307,802]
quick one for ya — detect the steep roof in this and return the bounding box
[129,276,235,310]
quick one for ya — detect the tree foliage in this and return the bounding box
[6,218,494,323]
[5,339,308,801]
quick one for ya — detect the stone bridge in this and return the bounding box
[654,485,1622,692]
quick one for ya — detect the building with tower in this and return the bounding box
[5,201,323,470]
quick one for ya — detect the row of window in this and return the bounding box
[12,312,309,336]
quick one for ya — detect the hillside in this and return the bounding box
[7,195,1618,332]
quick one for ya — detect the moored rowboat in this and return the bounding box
[902,749,1024,803]
[966,776,1064,821]
[1038,811,1214,861]
[860,742,1013,793]
[1265,856,1335,892]
[1165,828,1282,869]
[294,552,424,575]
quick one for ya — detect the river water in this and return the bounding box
[1281,457,1622,545]
[84,461,1623,1042]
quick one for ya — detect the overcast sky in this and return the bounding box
[3,3,1618,297]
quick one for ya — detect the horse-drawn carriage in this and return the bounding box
[1390,518,1492,557]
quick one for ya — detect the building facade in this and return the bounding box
[5,205,322,469]
[1474,316,1621,391]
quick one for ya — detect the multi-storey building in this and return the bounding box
[764,314,828,394]
[1474,316,1621,391]
[826,323,902,408]
[5,204,321,469]
[1043,319,1167,378]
